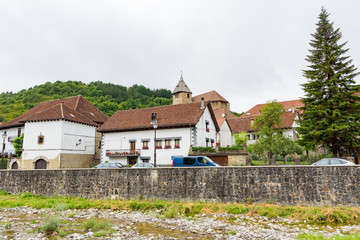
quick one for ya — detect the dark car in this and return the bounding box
[311,158,355,166]
[132,163,154,168]
[93,162,124,168]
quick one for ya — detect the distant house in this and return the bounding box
[0,95,108,169]
[97,100,219,166]
[228,108,300,145]
[241,99,304,118]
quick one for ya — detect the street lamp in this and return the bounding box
[150,113,158,167]
[1,132,7,169]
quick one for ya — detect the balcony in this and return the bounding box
[105,149,141,157]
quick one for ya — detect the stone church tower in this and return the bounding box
[172,74,192,105]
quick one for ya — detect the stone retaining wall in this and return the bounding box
[0,166,359,206]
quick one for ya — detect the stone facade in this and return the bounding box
[1,166,359,206]
[59,154,95,168]
[172,92,192,105]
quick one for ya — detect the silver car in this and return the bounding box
[311,158,355,166]
[132,163,154,168]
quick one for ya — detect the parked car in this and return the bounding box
[132,163,154,168]
[311,158,355,166]
[172,156,220,167]
[93,162,124,168]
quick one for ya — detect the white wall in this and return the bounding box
[0,127,24,156]
[22,120,96,161]
[101,127,192,166]
[219,121,232,147]
[194,107,217,147]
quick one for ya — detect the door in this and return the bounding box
[128,157,137,166]
[130,141,136,154]
[35,159,47,169]
[11,162,18,169]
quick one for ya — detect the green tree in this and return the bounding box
[234,131,249,146]
[297,7,360,157]
[250,101,285,164]
[13,134,24,157]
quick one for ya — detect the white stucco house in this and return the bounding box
[0,95,108,169]
[97,100,219,166]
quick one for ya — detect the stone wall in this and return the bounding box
[0,166,359,206]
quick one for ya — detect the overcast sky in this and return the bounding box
[0,1,359,113]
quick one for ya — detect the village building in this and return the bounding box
[0,95,108,169]
[172,75,236,147]
[227,112,299,145]
[97,100,219,166]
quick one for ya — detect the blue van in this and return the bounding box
[172,156,220,167]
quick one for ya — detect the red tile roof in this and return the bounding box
[98,101,219,132]
[0,95,107,129]
[20,102,98,127]
[227,112,297,133]
[213,109,237,127]
[193,90,228,103]
[241,99,303,118]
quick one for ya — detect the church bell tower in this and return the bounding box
[172,73,192,105]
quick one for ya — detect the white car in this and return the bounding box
[311,158,355,166]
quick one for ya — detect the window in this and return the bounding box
[174,139,180,149]
[142,141,149,150]
[17,128,21,137]
[165,139,171,149]
[156,140,162,149]
[211,139,214,148]
[187,93,190,98]
[141,157,150,163]
[206,138,209,147]
[205,121,209,132]
[38,135,44,144]
[184,157,196,165]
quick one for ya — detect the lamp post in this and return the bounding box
[1,132,7,169]
[150,119,158,167]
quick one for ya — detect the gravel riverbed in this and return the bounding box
[0,207,359,239]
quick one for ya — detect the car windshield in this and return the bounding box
[316,159,329,165]
[203,156,220,166]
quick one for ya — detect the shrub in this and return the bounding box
[192,147,215,152]
[38,217,60,234]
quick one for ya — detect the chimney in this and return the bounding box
[201,97,205,109]
[291,105,295,113]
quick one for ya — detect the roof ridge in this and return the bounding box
[60,102,64,118]
[74,95,81,110]
[113,101,203,114]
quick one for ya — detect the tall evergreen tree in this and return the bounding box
[298,7,360,156]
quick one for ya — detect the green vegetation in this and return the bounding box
[38,217,60,234]
[12,134,23,157]
[0,80,172,122]
[298,7,360,157]
[247,101,304,164]
[83,217,115,237]
[1,192,360,225]
[191,147,216,152]
[297,233,360,240]
[233,131,248,146]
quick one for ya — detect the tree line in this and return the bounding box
[0,81,172,122]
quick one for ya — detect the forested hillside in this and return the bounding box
[0,81,172,122]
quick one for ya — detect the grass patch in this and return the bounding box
[297,233,360,239]
[83,217,113,234]
[1,194,360,225]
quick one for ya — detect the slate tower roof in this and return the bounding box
[172,74,192,94]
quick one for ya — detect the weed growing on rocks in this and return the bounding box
[38,217,60,234]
